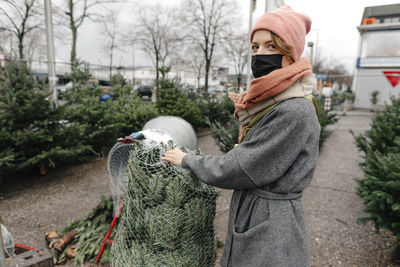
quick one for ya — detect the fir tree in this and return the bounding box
[0,61,92,176]
[353,97,400,157]
[206,116,239,153]
[60,83,121,153]
[316,96,338,149]
[60,64,158,154]
[353,97,400,245]
[156,79,204,128]
[187,92,235,127]
[58,196,116,265]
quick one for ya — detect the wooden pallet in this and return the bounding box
[5,246,53,267]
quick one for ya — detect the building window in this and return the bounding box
[361,31,400,57]
[384,17,392,24]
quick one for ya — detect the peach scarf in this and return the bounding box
[228,58,313,142]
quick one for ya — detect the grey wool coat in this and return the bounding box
[182,97,320,267]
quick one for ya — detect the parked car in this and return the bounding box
[56,81,73,95]
[223,86,240,94]
[130,85,153,98]
[208,86,223,95]
[183,86,196,93]
[99,85,113,94]
[32,73,70,86]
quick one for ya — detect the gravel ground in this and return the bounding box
[0,110,397,266]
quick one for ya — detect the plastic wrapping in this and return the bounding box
[1,224,14,258]
[109,140,217,266]
[107,122,216,266]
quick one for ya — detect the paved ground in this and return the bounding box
[0,110,397,266]
[304,111,397,267]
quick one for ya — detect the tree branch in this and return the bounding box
[3,0,25,19]
[0,6,20,31]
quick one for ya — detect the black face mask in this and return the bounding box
[251,54,283,78]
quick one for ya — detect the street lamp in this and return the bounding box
[311,28,319,67]
[245,0,257,91]
[131,39,135,85]
[307,41,314,66]
[44,0,57,108]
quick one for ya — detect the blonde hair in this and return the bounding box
[271,32,294,63]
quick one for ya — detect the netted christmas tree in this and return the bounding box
[110,141,217,266]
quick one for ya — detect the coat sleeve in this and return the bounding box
[181,98,318,190]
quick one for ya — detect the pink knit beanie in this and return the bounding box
[250,6,312,62]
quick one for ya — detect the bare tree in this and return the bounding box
[225,32,248,91]
[190,56,205,91]
[312,51,352,88]
[176,45,205,90]
[180,0,238,92]
[0,32,9,54]
[53,0,121,69]
[25,30,47,62]
[0,0,41,60]
[133,4,178,88]
[101,9,123,81]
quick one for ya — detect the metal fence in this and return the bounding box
[28,60,132,82]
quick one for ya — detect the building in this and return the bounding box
[352,4,400,108]
[167,65,204,88]
[27,59,228,90]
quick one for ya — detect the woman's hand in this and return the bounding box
[161,148,187,168]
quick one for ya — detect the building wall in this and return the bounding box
[28,61,228,89]
[354,68,400,108]
[353,4,400,108]
[353,28,400,108]
[361,31,400,58]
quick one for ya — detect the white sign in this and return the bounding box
[358,57,400,68]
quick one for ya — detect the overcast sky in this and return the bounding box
[53,0,400,74]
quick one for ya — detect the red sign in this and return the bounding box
[383,71,400,88]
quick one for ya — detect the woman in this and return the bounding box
[162,6,320,267]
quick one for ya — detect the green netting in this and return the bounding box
[110,141,217,267]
